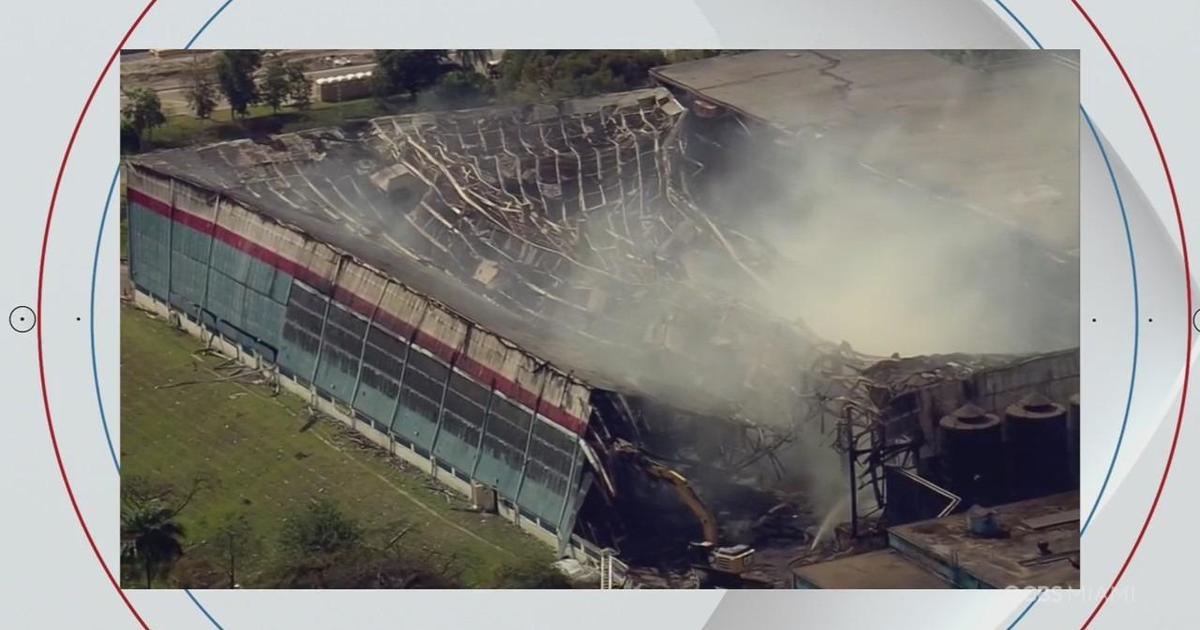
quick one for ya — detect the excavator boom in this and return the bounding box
[645,464,720,545]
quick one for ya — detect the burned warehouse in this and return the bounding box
[124,50,1080,588]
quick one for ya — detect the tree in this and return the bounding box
[121,502,186,588]
[120,475,210,587]
[374,50,448,97]
[318,547,460,589]
[279,499,362,555]
[259,55,311,113]
[184,57,218,119]
[215,50,263,119]
[271,516,462,588]
[211,512,260,587]
[260,56,291,113]
[432,70,493,108]
[120,119,141,154]
[120,88,165,140]
[286,65,312,110]
[277,499,363,587]
[497,50,667,103]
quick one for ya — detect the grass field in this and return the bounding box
[120,305,555,588]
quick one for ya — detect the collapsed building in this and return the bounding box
[124,50,1080,587]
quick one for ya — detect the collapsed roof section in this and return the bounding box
[129,74,1079,476]
[130,88,831,427]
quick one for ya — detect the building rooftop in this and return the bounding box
[651,50,1080,257]
[792,549,951,589]
[315,71,373,85]
[888,491,1080,588]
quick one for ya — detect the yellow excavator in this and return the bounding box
[615,441,756,576]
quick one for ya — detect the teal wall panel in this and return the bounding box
[352,324,404,423]
[210,238,251,284]
[245,257,277,295]
[389,349,444,451]
[517,420,576,525]
[128,203,170,300]
[392,403,439,451]
[242,289,286,350]
[431,373,486,474]
[472,395,528,499]
[270,273,293,304]
[314,347,359,398]
[169,251,208,313]
[206,270,247,330]
[173,221,212,262]
[353,376,398,425]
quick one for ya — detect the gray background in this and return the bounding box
[1,0,1196,628]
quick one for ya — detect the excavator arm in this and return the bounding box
[639,460,720,546]
[612,441,756,578]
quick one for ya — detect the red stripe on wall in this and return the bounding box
[128,187,587,434]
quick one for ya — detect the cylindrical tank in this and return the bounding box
[939,403,1004,507]
[1068,393,1081,488]
[1005,393,1071,500]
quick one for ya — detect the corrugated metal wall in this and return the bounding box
[126,165,593,539]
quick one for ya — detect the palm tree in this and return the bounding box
[121,503,186,588]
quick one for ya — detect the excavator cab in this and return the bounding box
[689,541,756,574]
[710,544,756,574]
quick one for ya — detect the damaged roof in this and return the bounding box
[128,63,1079,431]
[128,88,825,422]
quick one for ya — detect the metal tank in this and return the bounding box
[938,403,1005,507]
[1005,392,1071,500]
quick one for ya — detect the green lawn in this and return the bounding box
[141,95,418,151]
[120,305,554,588]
